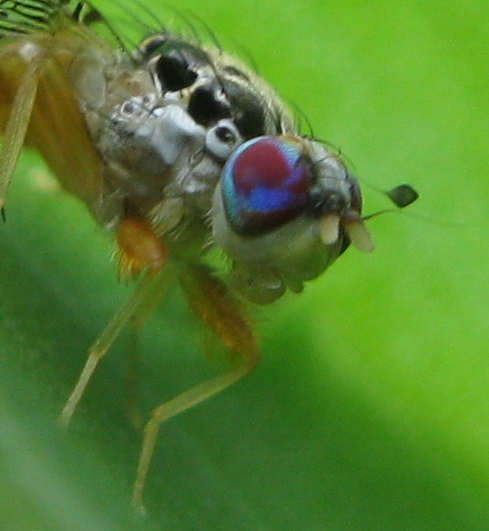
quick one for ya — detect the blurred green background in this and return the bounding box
[1,0,489,529]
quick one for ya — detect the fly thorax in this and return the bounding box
[72,33,296,242]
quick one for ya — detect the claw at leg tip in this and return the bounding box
[132,494,148,518]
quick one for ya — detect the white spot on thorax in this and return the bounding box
[18,42,41,62]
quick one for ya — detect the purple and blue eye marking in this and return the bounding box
[221,136,311,236]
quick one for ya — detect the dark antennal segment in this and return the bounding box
[362,183,419,222]
[386,184,419,208]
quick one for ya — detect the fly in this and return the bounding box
[0,0,418,511]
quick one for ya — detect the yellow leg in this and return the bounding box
[0,57,42,207]
[132,264,261,513]
[133,361,256,513]
[59,267,175,427]
[125,265,176,429]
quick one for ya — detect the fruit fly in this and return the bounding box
[0,0,418,511]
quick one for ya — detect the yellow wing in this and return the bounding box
[0,1,109,206]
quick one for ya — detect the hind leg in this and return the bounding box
[132,264,261,512]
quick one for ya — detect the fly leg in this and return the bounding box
[59,217,173,427]
[126,271,175,430]
[59,267,175,427]
[132,263,261,512]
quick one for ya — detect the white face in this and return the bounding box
[212,135,368,303]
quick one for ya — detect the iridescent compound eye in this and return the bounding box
[221,136,311,236]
